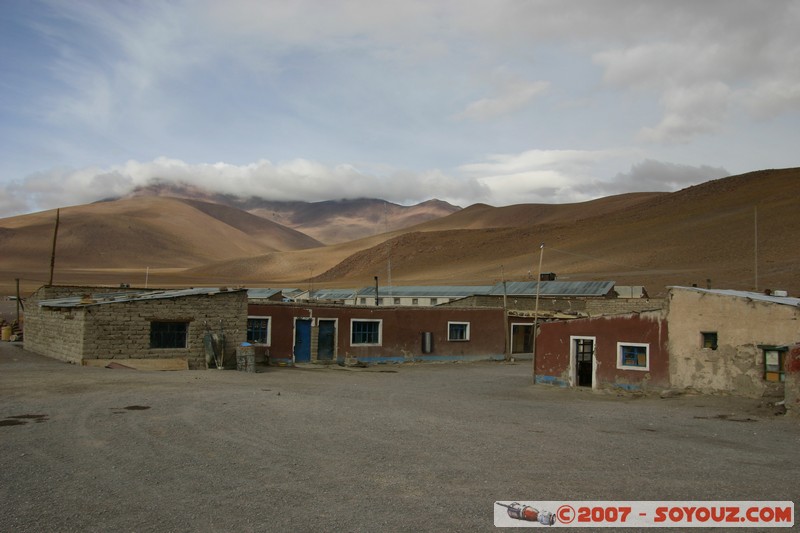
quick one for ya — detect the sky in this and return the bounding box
[1,0,798,217]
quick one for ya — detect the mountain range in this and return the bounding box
[1,168,798,297]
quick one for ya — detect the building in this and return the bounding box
[534,286,800,397]
[666,287,800,398]
[245,301,539,365]
[25,286,247,370]
[534,309,668,391]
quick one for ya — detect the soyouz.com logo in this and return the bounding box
[494,501,794,528]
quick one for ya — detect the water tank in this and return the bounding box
[773,290,789,297]
[421,332,434,354]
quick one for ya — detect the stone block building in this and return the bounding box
[25,286,247,369]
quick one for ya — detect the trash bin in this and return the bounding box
[236,343,256,372]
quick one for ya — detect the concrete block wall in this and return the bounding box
[25,289,247,369]
[585,298,665,316]
[82,291,247,369]
[24,306,87,364]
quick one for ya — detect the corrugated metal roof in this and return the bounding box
[669,286,800,308]
[488,281,616,297]
[247,288,283,299]
[356,286,493,298]
[310,289,358,300]
[39,287,244,308]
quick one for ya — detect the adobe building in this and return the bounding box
[25,286,247,370]
[246,301,539,365]
[666,287,800,399]
[534,309,669,392]
[534,286,800,398]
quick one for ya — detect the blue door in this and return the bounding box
[294,319,312,363]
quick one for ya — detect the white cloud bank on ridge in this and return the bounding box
[0,154,729,218]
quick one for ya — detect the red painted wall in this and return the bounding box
[536,311,669,390]
[247,303,512,362]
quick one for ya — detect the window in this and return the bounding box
[701,332,718,350]
[762,346,787,382]
[617,342,649,371]
[377,298,384,306]
[430,298,438,305]
[247,317,270,344]
[351,319,382,345]
[412,298,419,305]
[150,321,188,349]
[359,298,367,305]
[448,322,470,341]
[393,297,401,305]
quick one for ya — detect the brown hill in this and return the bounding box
[124,183,461,244]
[0,197,322,290]
[3,168,798,297]
[186,168,800,296]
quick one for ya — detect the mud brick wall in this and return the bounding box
[585,298,665,316]
[24,306,87,364]
[26,291,247,369]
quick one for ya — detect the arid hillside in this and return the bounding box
[124,183,460,244]
[188,168,800,296]
[0,196,322,292]
[2,168,798,297]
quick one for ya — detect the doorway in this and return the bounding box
[294,319,312,363]
[571,337,595,388]
[317,319,337,361]
[511,324,534,354]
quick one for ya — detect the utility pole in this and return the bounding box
[754,206,758,292]
[502,266,510,361]
[532,243,544,383]
[48,209,60,286]
[15,278,20,324]
[374,276,380,306]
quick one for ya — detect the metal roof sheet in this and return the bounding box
[247,288,283,299]
[355,286,493,297]
[669,286,800,308]
[39,287,244,308]
[488,281,616,297]
[310,289,358,300]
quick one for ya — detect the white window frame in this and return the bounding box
[350,319,382,346]
[447,321,470,342]
[246,315,271,345]
[616,342,650,371]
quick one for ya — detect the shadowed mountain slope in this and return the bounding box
[189,168,800,296]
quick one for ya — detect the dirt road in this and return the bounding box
[1,342,797,532]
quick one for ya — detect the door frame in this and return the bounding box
[316,318,338,361]
[293,318,313,363]
[569,335,597,389]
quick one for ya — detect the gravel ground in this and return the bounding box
[1,342,798,532]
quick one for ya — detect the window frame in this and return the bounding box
[246,315,271,345]
[701,331,718,350]
[149,320,188,349]
[447,321,470,342]
[761,345,787,383]
[616,342,650,371]
[350,319,382,346]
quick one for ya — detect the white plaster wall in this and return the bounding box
[667,288,800,397]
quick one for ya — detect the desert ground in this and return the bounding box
[1,342,797,532]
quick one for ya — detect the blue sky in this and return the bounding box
[1,0,798,217]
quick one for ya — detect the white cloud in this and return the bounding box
[599,160,730,195]
[455,80,550,121]
[638,82,731,144]
[0,157,490,216]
